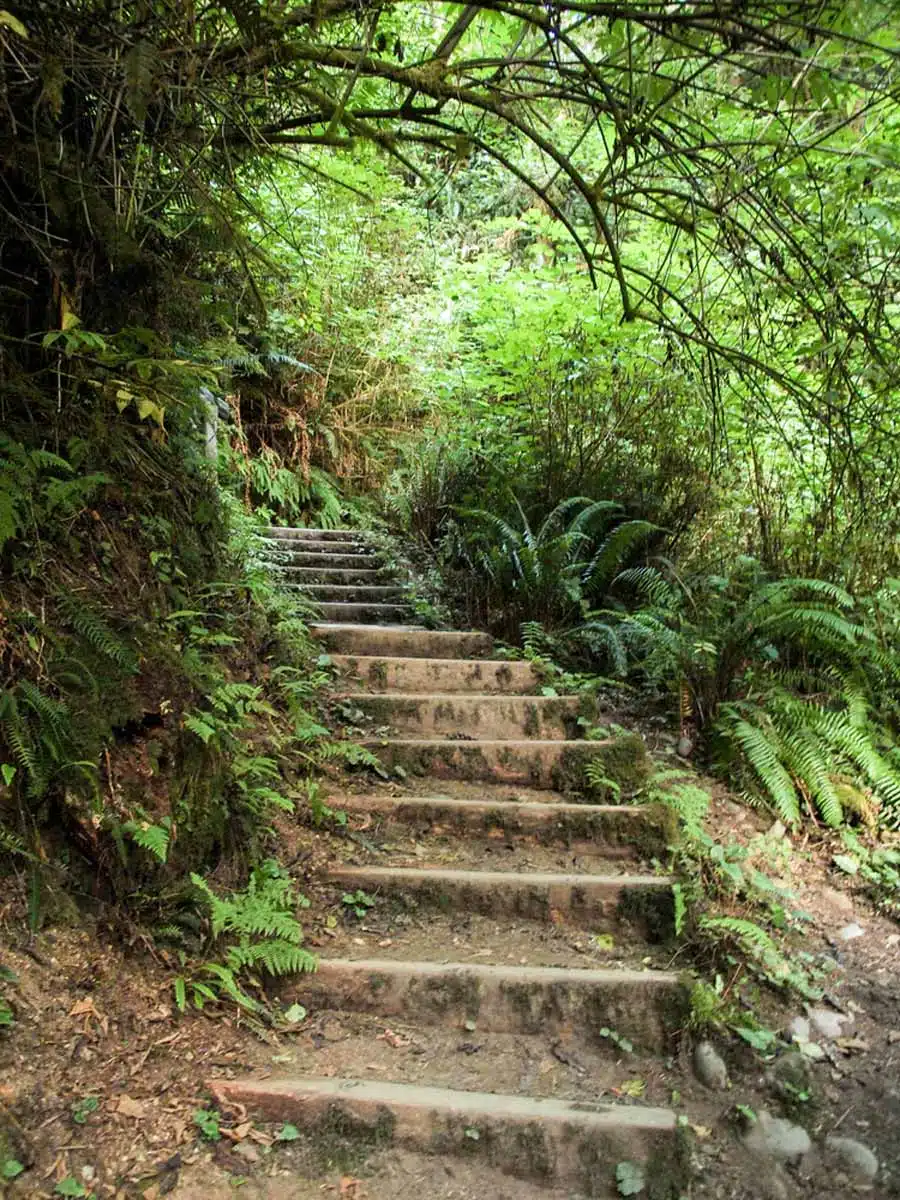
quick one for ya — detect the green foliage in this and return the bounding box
[648,767,822,1001]
[446,494,655,640]
[342,889,376,920]
[176,860,316,1016]
[610,562,900,828]
[192,1108,221,1141]
[71,1095,99,1125]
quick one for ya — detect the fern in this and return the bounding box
[185,859,316,1014]
[58,596,137,671]
[722,714,801,826]
[122,817,171,863]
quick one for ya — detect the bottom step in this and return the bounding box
[209,1076,683,1198]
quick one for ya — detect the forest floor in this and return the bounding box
[1,792,898,1200]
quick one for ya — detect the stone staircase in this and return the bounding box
[212,528,689,1198]
[259,526,414,625]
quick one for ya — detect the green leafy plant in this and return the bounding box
[613,563,900,827]
[342,889,376,920]
[192,1107,221,1141]
[71,1095,100,1125]
[175,860,316,1016]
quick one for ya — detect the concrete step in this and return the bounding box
[208,1076,681,1198]
[306,584,405,603]
[328,865,673,931]
[267,551,382,570]
[345,693,589,740]
[361,737,604,788]
[330,794,675,858]
[272,566,389,585]
[263,527,368,541]
[331,654,542,693]
[314,626,494,659]
[263,536,371,552]
[318,601,411,624]
[285,958,685,1052]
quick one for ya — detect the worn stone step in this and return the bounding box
[287,958,684,1052]
[330,794,675,857]
[306,584,405,603]
[345,693,590,740]
[263,527,367,541]
[318,601,411,624]
[361,737,604,788]
[275,551,385,570]
[331,654,542,693]
[264,537,372,553]
[208,1076,681,1198]
[328,865,673,932]
[272,566,389,585]
[314,626,494,659]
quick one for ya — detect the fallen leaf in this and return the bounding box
[377,1028,412,1049]
[340,1178,366,1198]
[617,1079,646,1098]
[115,1095,146,1119]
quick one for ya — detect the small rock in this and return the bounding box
[807,1007,852,1040]
[768,820,787,840]
[767,1051,814,1101]
[676,735,694,758]
[233,1141,260,1163]
[887,1030,900,1045]
[693,1040,728,1089]
[838,923,865,941]
[886,932,899,948]
[821,886,855,915]
[824,1135,878,1182]
[786,1016,810,1043]
[743,1110,812,1164]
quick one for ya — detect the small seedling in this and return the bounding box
[54,1179,91,1198]
[2,1159,24,1180]
[598,1026,634,1054]
[193,1107,221,1140]
[342,889,376,919]
[71,1095,99,1125]
[276,1123,301,1141]
[615,1160,645,1196]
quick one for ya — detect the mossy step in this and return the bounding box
[277,567,389,585]
[285,958,685,1052]
[307,584,405,603]
[208,1076,682,1199]
[328,865,673,933]
[327,794,675,857]
[345,693,591,740]
[262,527,371,541]
[330,654,541,693]
[278,551,386,570]
[360,736,648,790]
[313,627,494,659]
[318,602,412,624]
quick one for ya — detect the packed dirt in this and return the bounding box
[1,791,899,1199]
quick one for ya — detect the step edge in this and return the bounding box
[209,1076,677,1130]
[328,866,672,886]
[315,957,681,985]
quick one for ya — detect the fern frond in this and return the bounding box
[722,713,800,826]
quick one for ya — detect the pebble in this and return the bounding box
[743,1110,811,1164]
[824,1135,879,1182]
[807,1007,852,1040]
[838,922,865,941]
[693,1040,728,1090]
[786,1016,810,1043]
[233,1141,260,1163]
[821,886,854,915]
